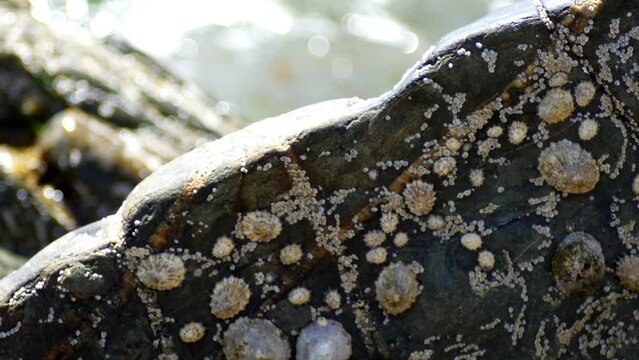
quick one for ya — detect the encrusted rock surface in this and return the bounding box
[3,0,639,359]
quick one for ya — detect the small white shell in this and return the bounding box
[295,318,352,360]
[461,233,482,251]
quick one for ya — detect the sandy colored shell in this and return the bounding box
[552,232,605,297]
[240,211,282,243]
[324,290,341,310]
[179,322,206,343]
[210,276,251,319]
[433,156,456,176]
[403,180,436,216]
[223,317,290,360]
[363,230,386,248]
[538,140,599,194]
[461,233,482,251]
[574,81,596,107]
[136,253,186,291]
[578,119,598,141]
[469,169,484,188]
[478,250,495,270]
[279,243,303,265]
[375,261,421,315]
[538,88,574,124]
[380,212,399,234]
[366,247,388,264]
[288,287,311,305]
[393,232,409,247]
[212,236,235,258]
[296,318,352,360]
[508,121,528,145]
[616,255,639,292]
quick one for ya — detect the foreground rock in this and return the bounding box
[2,0,639,358]
[0,2,240,256]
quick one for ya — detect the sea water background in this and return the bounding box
[30,0,518,124]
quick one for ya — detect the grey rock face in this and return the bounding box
[2,0,639,359]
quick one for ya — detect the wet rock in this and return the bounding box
[3,1,639,359]
[0,3,242,255]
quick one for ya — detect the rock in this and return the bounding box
[0,3,242,255]
[3,0,639,359]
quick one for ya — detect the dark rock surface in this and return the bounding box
[2,0,639,359]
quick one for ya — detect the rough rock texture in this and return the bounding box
[2,0,639,359]
[0,2,239,257]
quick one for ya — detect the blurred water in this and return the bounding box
[30,0,517,123]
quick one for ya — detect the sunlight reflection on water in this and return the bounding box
[31,0,518,123]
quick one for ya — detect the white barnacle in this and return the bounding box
[366,247,388,264]
[478,250,495,271]
[538,140,599,194]
[616,255,639,292]
[574,81,596,107]
[508,121,528,145]
[136,253,185,291]
[487,126,503,138]
[280,244,303,265]
[461,233,482,251]
[469,169,485,188]
[538,88,574,124]
[288,287,311,306]
[578,119,598,141]
[210,276,251,319]
[433,156,456,176]
[324,290,341,310]
[445,137,462,152]
[212,236,234,258]
[363,230,386,248]
[426,214,445,230]
[296,318,352,360]
[403,180,436,216]
[393,232,409,247]
[179,322,206,343]
[240,211,282,243]
[223,317,290,360]
[380,212,399,234]
[375,262,421,315]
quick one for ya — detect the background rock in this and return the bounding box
[0,2,241,257]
